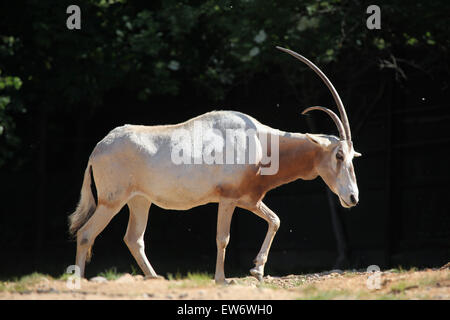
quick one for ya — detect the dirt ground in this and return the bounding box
[1,265,449,300]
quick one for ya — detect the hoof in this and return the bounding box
[215,278,226,285]
[250,268,263,282]
[215,278,233,285]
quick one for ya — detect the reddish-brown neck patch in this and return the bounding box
[238,133,323,204]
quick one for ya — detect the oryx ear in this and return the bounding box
[354,151,362,157]
[306,133,331,148]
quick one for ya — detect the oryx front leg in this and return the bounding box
[214,201,236,285]
[249,202,280,281]
[124,196,159,279]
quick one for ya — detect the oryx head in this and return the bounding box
[277,46,361,208]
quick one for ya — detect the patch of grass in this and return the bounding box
[130,265,140,276]
[17,272,52,284]
[168,272,213,288]
[58,273,72,281]
[185,272,213,285]
[98,267,123,280]
[257,282,279,290]
[1,272,52,293]
[167,271,183,281]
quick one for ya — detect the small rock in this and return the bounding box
[228,279,237,285]
[178,293,188,299]
[330,269,344,274]
[90,276,107,283]
[330,272,342,277]
[166,294,174,299]
[133,275,144,281]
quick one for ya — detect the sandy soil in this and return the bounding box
[1,266,449,300]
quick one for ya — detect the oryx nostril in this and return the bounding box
[350,194,357,205]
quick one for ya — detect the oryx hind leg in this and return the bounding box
[76,202,124,278]
[124,195,161,279]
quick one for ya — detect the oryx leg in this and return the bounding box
[124,195,159,278]
[76,203,123,278]
[214,201,236,284]
[247,201,280,281]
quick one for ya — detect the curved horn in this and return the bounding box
[277,46,352,140]
[302,106,347,140]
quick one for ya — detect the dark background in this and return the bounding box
[0,0,449,279]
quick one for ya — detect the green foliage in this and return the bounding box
[167,271,183,281]
[130,264,139,276]
[58,273,73,281]
[0,34,23,166]
[185,271,213,282]
[98,267,123,280]
[167,271,213,288]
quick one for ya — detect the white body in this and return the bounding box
[91,110,276,211]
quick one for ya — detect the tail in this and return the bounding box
[68,163,97,242]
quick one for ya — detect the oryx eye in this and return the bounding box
[336,152,344,161]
